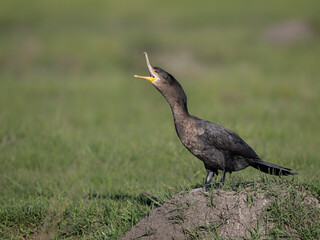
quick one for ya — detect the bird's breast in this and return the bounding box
[174,119,206,156]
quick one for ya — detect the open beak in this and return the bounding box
[134,52,158,83]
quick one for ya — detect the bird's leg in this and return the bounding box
[204,170,214,191]
[220,170,226,185]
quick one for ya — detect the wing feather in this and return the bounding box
[198,119,259,159]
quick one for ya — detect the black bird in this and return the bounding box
[134,53,296,189]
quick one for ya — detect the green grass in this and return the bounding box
[1,0,320,239]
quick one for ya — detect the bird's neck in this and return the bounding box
[157,81,190,122]
[168,97,190,123]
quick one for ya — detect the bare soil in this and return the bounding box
[121,185,319,240]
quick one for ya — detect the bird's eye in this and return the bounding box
[155,70,158,73]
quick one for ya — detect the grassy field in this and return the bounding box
[1,0,320,239]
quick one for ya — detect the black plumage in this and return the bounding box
[134,53,296,188]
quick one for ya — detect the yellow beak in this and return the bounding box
[134,52,158,83]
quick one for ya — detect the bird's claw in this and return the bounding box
[204,182,223,191]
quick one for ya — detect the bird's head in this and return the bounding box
[134,52,176,88]
[134,52,188,111]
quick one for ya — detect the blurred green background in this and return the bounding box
[1,0,320,238]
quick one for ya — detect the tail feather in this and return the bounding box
[251,160,297,176]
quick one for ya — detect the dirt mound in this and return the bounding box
[121,184,319,239]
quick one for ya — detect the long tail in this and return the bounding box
[251,160,297,176]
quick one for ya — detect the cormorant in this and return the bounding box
[134,52,296,189]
